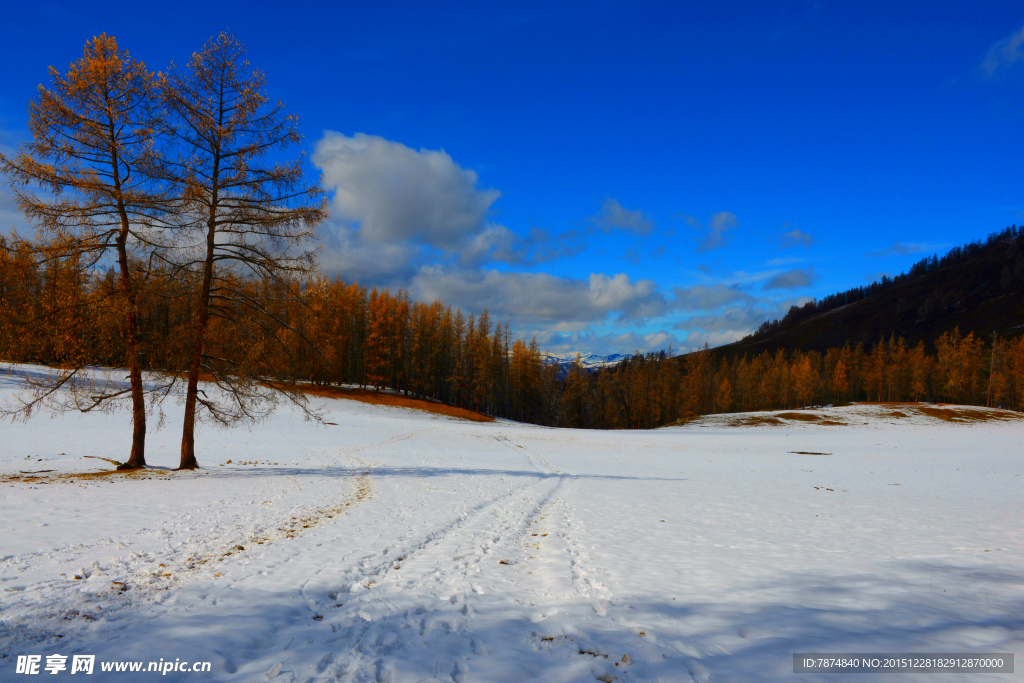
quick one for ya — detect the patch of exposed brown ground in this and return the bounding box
[776,412,822,421]
[913,405,1024,423]
[0,468,176,485]
[722,412,848,427]
[700,403,1022,428]
[294,384,495,423]
[725,415,785,427]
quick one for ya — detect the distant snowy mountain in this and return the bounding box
[542,352,631,378]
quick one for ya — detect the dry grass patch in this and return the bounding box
[60,468,174,481]
[776,412,822,421]
[294,384,495,423]
[913,406,1024,423]
[1,467,176,486]
[725,415,785,427]
[0,473,51,485]
[716,411,849,428]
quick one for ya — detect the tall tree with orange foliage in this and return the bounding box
[1007,335,1024,411]
[364,287,388,388]
[935,327,984,404]
[714,376,734,413]
[987,333,1007,407]
[863,340,887,402]
[792,354,817,407]
[909,340,931,402]
[830,357,850,404]
[0,34,171,469]
[154,32,327,469]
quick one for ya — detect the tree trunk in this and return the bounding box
[115,226,147,470]
[178,217,216,471]
[110,152,146,470]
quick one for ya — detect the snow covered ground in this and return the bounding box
[1,366,1023,682]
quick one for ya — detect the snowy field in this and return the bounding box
[1,368,1023,682]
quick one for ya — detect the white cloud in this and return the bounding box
[762,267,816,290]
[682,329,747,349]
[866,241,937,258]
[313,132,500,249]
[983,23,1024,75]
[691,211,737,252]
[409,267,667,326]
[0,131,37,234]
[312,132,585,275]
[0,184,27,233]
[457,224,585,267]
[458,223,525,267]
[0,126,22,158]
[674,305,778,332]
[590,272,664,319]
[671,283,756,311]
[780,227,813,248]
[764,256,803,267]
[589,198,654,235]
[719,268,787,285]
[671,295,814,349]
[315,223,420,285]
[407,264,810,354]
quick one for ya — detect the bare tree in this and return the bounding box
[155,32,327,470]
[0,34,172,469]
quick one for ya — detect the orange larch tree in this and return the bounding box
[154,31,327,469]
[0,34,172,469]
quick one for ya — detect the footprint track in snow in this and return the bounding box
[0,457,378,653]
[295,471,570,681]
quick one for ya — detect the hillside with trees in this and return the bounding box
[557,226,1024,429]
[730,225,1024,356]
[560,328,1024,428]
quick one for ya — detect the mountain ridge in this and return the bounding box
[542,352,632,378]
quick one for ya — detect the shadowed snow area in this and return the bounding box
[1,367,1023,682]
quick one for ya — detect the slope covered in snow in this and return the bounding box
[1,366,1022,682]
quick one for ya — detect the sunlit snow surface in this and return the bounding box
[1,366,1023,682]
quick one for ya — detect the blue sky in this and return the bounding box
[1,1,1022,355]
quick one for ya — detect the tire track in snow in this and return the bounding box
[493,434,708,683]
[519,472,712,681]
[491,432,558,475]
[288,430,668,683]
[512,479,645,682]
[266,438,570,683]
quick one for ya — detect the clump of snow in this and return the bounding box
[1,369,1022,681]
